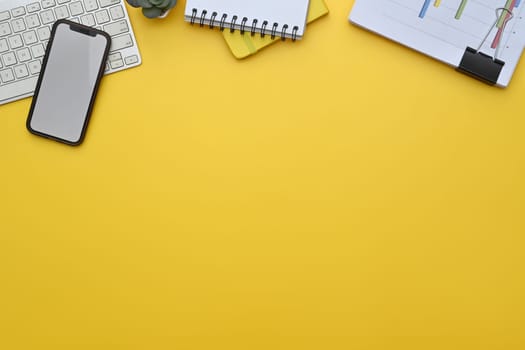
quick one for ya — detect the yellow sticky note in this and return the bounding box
[222,0,329,59]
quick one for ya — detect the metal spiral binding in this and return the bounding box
[190,8,300,41]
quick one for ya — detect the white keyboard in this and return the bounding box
[0,0,141,105]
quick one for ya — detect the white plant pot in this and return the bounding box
[158,8,171,18]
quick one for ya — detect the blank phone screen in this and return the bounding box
[28,22,108,144]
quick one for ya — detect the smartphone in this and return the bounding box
[26,20,111,146]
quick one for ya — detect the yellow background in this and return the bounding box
[1,1,524,349]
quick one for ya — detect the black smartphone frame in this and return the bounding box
[26,19,111,146]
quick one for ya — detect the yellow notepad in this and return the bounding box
[222,0,329,59]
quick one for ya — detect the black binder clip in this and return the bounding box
[457,8,513,85]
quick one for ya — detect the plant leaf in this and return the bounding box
[142,6,162,18]
[125,0,142,8]
[138,0,153,8]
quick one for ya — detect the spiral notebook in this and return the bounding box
[185,0,311,40]
[350,0,525,87]
[222,0,329,59]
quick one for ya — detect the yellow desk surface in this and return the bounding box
[1,1,524,349]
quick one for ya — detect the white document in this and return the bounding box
[185,0,311,40]
[350,0,525,87]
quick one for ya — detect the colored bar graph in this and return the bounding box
[419,0,442,18]
[455,0,469,19]
[419,0,432,18]
[497,0,515,27]
[491,0,517,49]
[418,0,522,43]
[420,0,467,19]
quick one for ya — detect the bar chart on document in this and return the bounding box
[349,0,525,86]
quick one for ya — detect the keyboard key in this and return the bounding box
[110,59,124,69]
[17,48,31,62]
[124,55,138,65]
[2,52,17,67]
[37,26,51,41]
[0,38,8,52]
[108,52,122,61]
[95,9,110,24]
[110,33,132,51]
[0,23,12,37]
[80,13,95,26]
[42,0,56,9]
[30,43,45,58]
[0,0,141,105]
[0,75,38,103]
[70,17,80,23]
[84,0,98,12]
[99,0,120,8]
[109,5,124,19]
[14,64,29,79]
[40,10,55,24]
[103,19,128,36]
[108,52,124,69]
[23,31,38,45]
[26,3,41,13]
[8,35,23,49]
[55,5,69,19]
[0,11,11,22]
[11,18,26,33]
[26,14,40,28]
[0,68,15,82]
[69,2,84,16]
[28,60,41,75]
[11,7,26,17]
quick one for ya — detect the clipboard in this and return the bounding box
[350,0,525,87]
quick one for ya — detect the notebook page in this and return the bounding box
[350,0,525,87]
[222,0,329,59]
[185,0,311,39]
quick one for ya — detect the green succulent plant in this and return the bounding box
[126,0,177,18]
